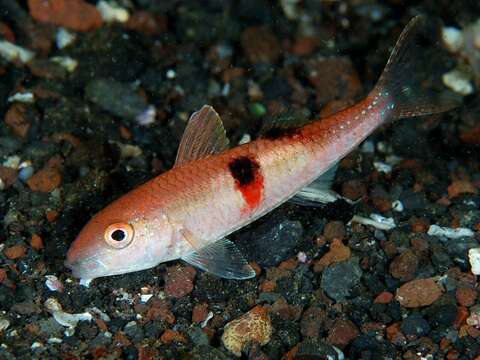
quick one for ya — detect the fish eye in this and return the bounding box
[104,223,134,249]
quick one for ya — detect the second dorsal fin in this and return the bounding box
[260,110,311,140]
[175,105,230,167]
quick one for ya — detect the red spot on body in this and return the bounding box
[238,172,264,211]
[228,156,264,212]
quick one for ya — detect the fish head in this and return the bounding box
[65,204,175,281]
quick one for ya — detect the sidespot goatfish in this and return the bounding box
[65,16,458,285]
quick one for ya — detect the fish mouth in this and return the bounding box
[65,249,108,279]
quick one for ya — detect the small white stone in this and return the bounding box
[0,319,10,332]
[56,28,76,49]
[428,224,474,239]
[45,275,64,292]
[135,105,156,126]
[373,161,392,173]
[0,40,34,63]
[31,342,43,350]
[50,56,78,72]
[238,133,251,145]
[7,92,35,103]
[392,200,404,212]
[97,1,130,23]
[140,294,153,303]
[442,26,464,53]
[469,248,480,275]
[442,69,473,96]
[80,278,93,287]
[166,69,176,79]
[351,214,396,231]
[2,156,21,169]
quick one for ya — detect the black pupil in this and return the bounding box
[111,229,126,241]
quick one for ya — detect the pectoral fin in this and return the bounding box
[181,237,256,280]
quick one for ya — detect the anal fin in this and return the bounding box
[290,163,350,206]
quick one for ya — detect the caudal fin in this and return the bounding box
[374,16,461,120]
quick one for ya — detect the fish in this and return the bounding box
[65,16,458,284]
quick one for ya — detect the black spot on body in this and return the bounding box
[228,156,260,186]
[261,127,300,140]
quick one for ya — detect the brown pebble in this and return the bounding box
[145,299,175,324]
[28,0,102,32]
[45,210,59,222]
[306,56,363,106]
[5,103,32,138]
[341,179,367,201]
[396,278,443,308]
[410,236,430,253]
[300,306,326,338]
[327,319,360,348]
[389,250,418,282]
[292,36,317,56]
[241,26,280,64]
[374,291,394,304]
[259,280,276,293]
[164,265,196,298]
[456,287,477,307]
[386,322,406,345]
[30,234,44,251]
[0,22,15,43]
[313,238,351,272]
[160,329,187,344]
[460,125,480,145]
[0,166,18,189]
[221,305,272,357]
[323,221,346,241]
[448,180,477,199]
[409,217,430,233]
[126,11,167,35]
[454,306,469,329]
[95,318,108,332]
[4,244,27,259]
[192,303,209,324]
[278,258,298,270]
[27,166,62,192]
[270,297,302,321]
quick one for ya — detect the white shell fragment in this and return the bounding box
[201,311,214,328]
[373,161,393,173]
[79,278,93,287]
[56,28,76,49]
[351,214,396,231]
[442,69,474,96]
[45,275,64,292]
[135,105,157,126]
[140,294,153,303]
[0,40,35,63]
[469,248,480,275]
[7,92,35,103]
[392,200,404,212]
[97,1,130,23]
[442,26,465,53]
[427,224,474,239]
[44,298,92,336]
[238,133,252,145]
[0,319,10,332]
[50,56,78,72]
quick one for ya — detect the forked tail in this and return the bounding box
[373,16,460,120]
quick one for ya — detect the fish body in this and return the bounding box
[65,16,458,283]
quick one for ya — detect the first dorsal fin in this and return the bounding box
[175,105,230,167]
